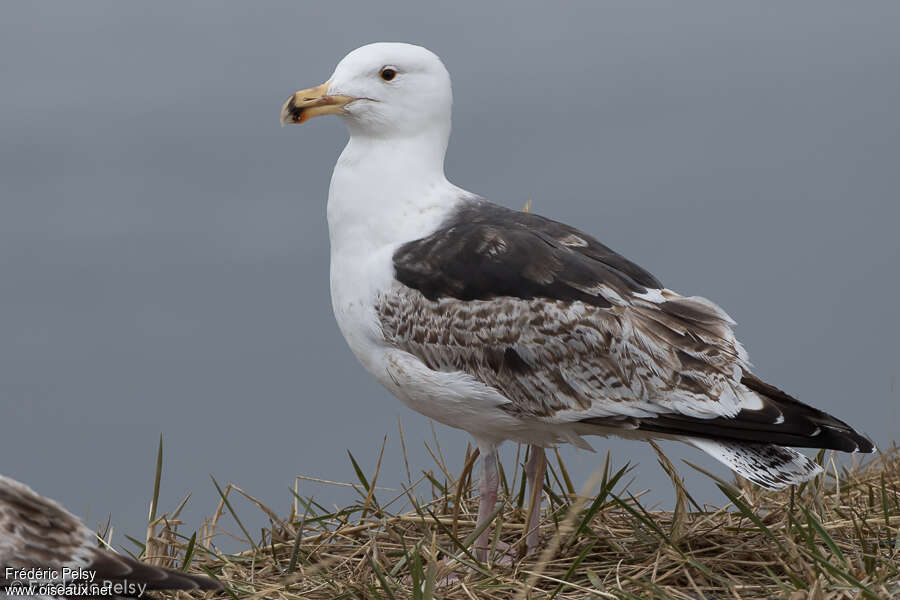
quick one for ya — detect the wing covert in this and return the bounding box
[393,199,662,308]
[382,200,753,421]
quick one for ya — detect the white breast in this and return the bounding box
[328,245,393,372]
[324,134,537,439]
[326,135,455,383]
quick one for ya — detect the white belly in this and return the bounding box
[328,246,544,444]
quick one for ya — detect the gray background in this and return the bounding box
[2,1,898,554]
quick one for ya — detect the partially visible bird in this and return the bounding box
[280,42,874,560]
[0,474,221,598]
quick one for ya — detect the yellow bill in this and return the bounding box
[280,81,355,125]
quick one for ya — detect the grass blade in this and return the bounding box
[210,475,258,552]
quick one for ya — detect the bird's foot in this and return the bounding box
[400,542,516,589]
[474,538,516,566]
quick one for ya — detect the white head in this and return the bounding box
[280,43,452,141]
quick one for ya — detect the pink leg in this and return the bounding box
[524,445,547,555]
[475,445,500,562]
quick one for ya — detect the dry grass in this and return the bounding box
[132,433,900,600]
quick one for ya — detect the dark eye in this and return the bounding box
[380,67,397,81]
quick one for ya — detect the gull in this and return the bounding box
[280,42,874,560]
[0,474,221,598]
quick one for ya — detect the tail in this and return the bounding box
[610,373,874,489]
[736,373,875,453]
[680,373,875,489]
[687,437,823,489]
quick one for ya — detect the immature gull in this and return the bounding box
[0,474,221,598]
[280,42,874,559]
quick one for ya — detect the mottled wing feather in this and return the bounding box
[383,200,874,454]
[379,285,751,420]
[0,475,94,570]
[387,200,750,418]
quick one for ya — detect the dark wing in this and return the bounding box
[0,475,222,596]
[383,200,873,453]
[393,200,661,307]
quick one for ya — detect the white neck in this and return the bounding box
[327,129,463,257]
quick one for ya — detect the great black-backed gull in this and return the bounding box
[0,474,221,598]
[280,42,874,559]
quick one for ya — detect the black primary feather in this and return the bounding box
[597,373,875,453]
